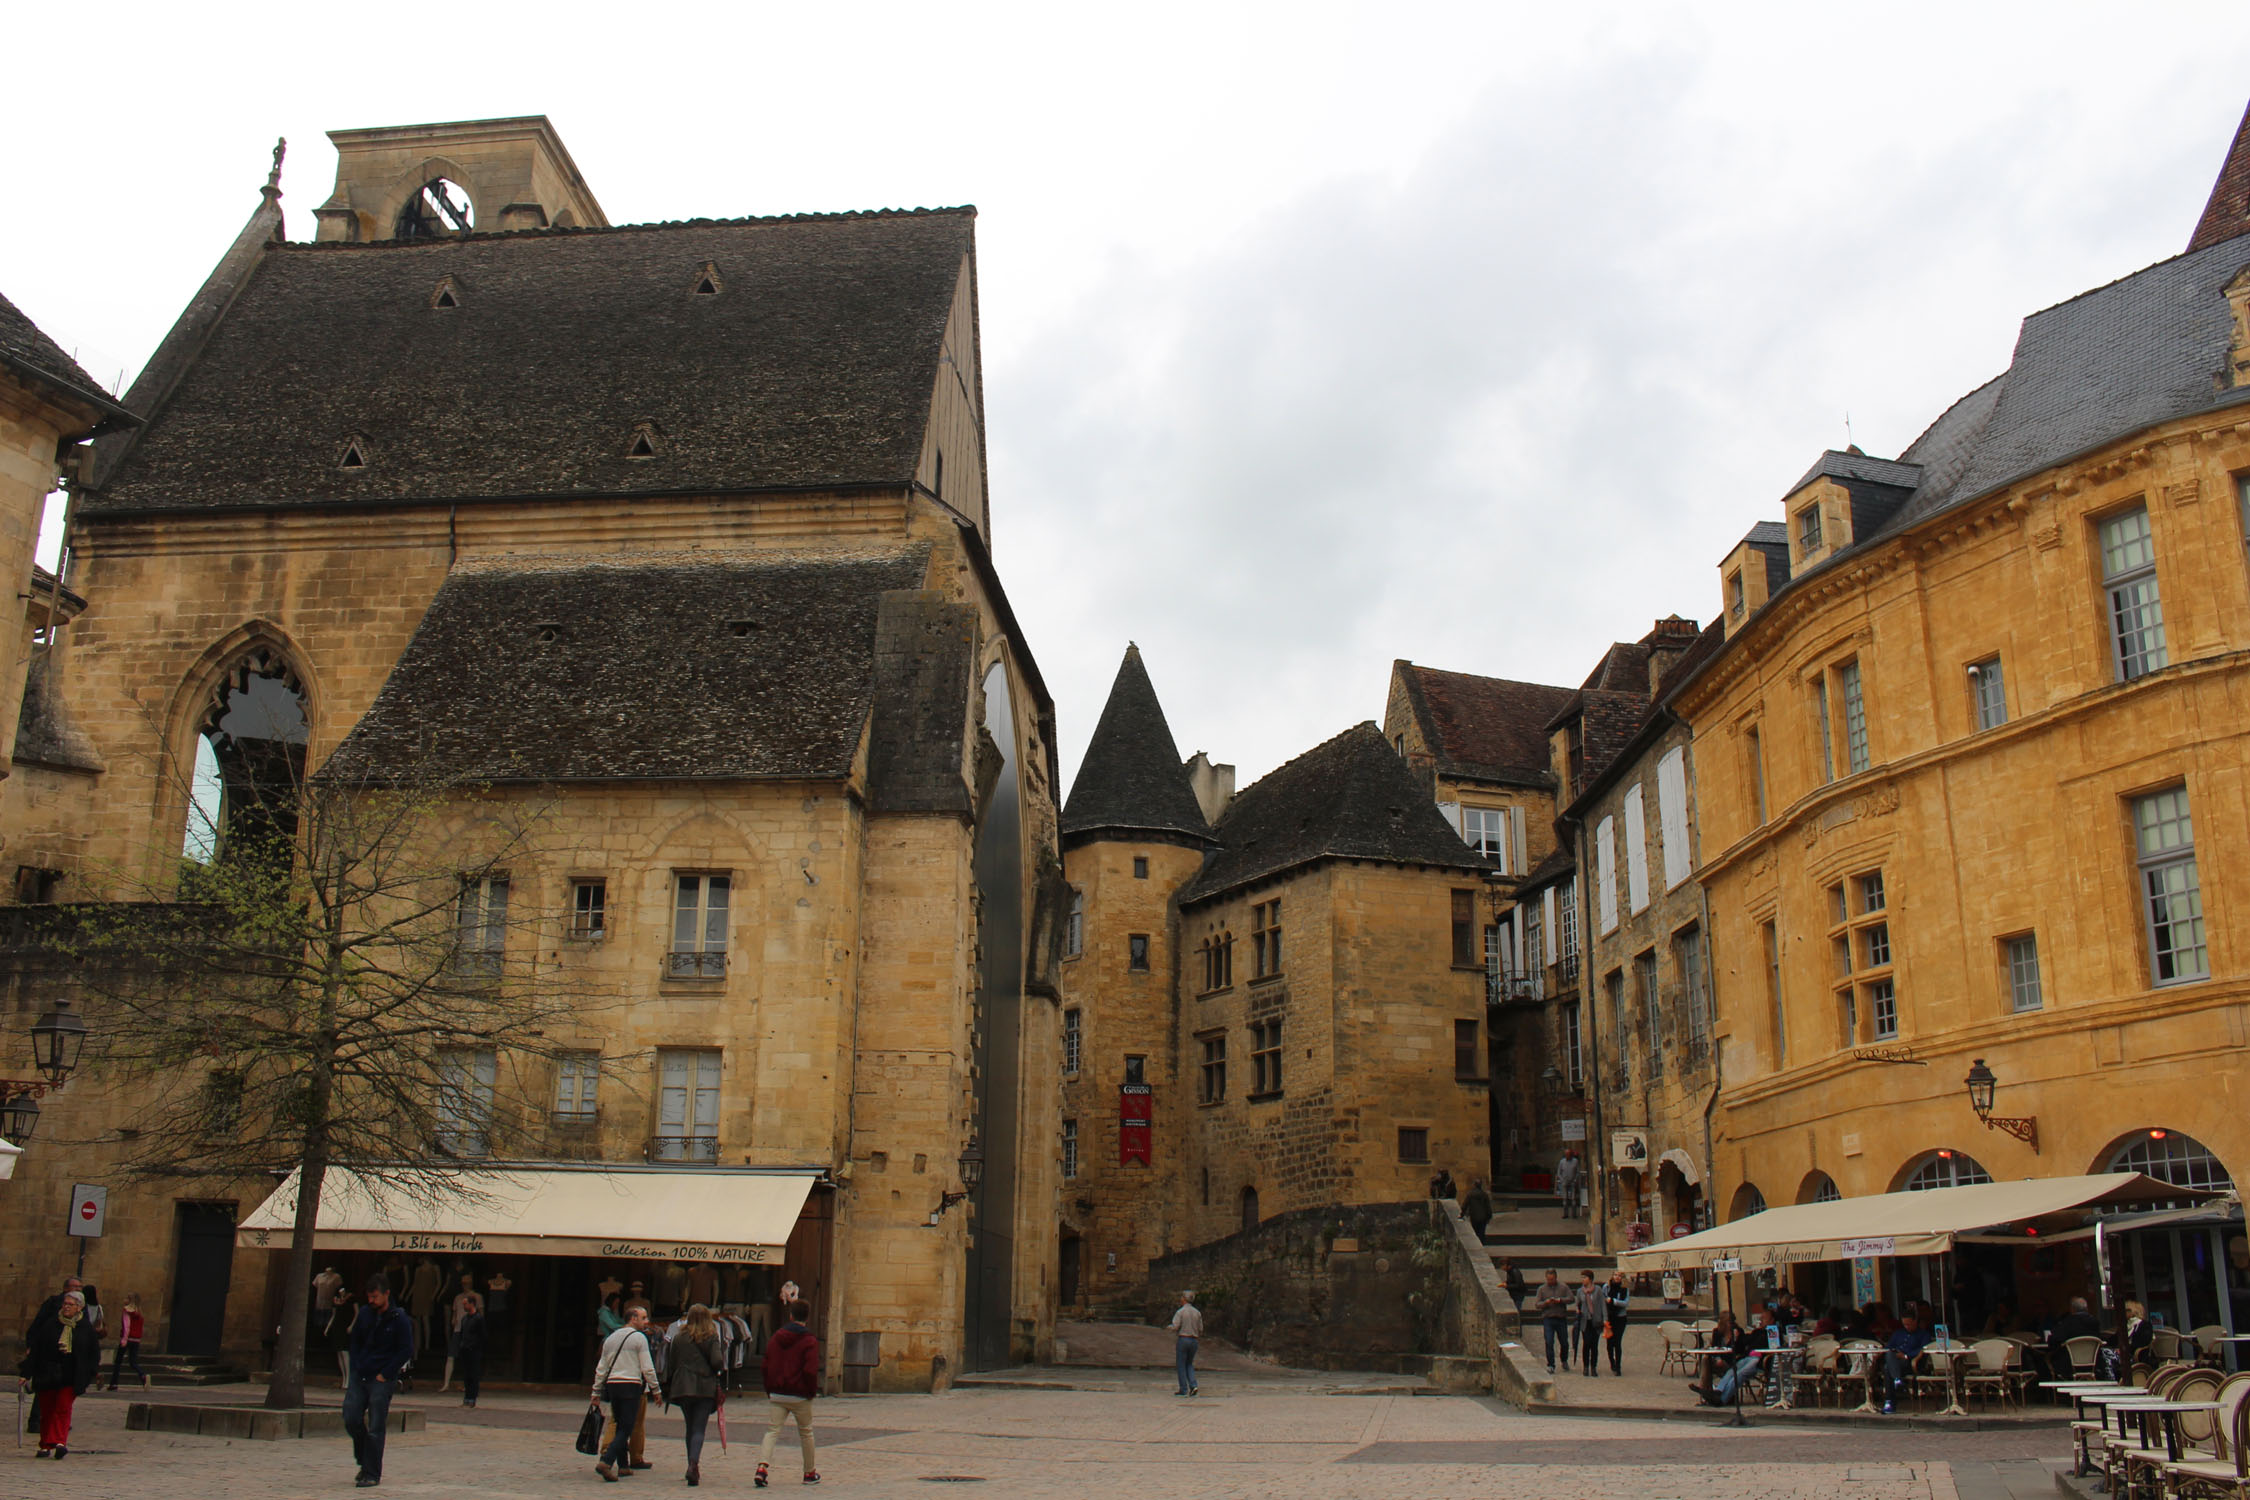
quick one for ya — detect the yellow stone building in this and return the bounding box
[0,117,1062,1389]
[1647,104,2250,1328]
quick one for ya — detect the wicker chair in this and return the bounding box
[2191,1327,2231,1367]
[1791,1337,1841,1408]
[1656,1320,1693,1376]
[2157,1329,2188,1363]
[2066,1335,2107,1378]
[2114,1368,2220,1499]
[1915,1340,1970,1412]
[2163,1373,2250,1499]
[1963,1338,2022,1410]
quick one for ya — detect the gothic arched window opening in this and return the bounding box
[183,650,309,867]
[396,177,474,240]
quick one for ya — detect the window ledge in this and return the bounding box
[1198,1098,1226,1108]
[1249,973,1285,987]
[1246,1090,1284,1104]
[1455,1076,1490,1088]
[1196,985,1234,998]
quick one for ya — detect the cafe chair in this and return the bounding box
[2066,1336,2107,1379]
[1964,1339,2020,1411]
[2162,1372,2250,1500]
[2113,1367,2219,1500]
[1791,1337,1841,1408]
[1656,1321,1692,1376]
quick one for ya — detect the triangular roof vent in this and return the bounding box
[430,275,462,310]
[626,421,662,459]
[692,262,723,296]
[338,436,369,470]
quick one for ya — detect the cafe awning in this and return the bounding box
[1616,1172,2206,1272]
[236,1164,819,1262]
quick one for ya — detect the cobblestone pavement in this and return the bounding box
[0,1384,2071,1498]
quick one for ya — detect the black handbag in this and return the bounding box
[574,1400,603,1456]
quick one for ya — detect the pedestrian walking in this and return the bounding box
[1462,1178,1493,1242]
[440,1274,479,1392]
[344,1274,416,1488]
[106,1292,150,1390]
[1603,1272,1630,1375]
[18,1288,100,1459]
[1499,1257,1528,1312]
[593,1304,660,1483]
[1169,1289,1203,1396]
[666,1304,726,1487]
[755,1297,820,1488]
[1575,1271,1604,1377]
[326,1289,357,1387]
[1555,1150,1583,1219]
[1534,1270,1573,1374]
[453,1305,486,1408]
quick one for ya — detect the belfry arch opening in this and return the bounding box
[396,176,474,239]
[183,650,309,866]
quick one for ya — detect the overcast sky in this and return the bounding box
[6,3,2248,792]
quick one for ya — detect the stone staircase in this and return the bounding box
[1476,1194,1713,1317]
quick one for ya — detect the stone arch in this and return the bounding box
[1892,1149,1993,1192]
[1796,1170,1842,1205]
[373,156,480,241]
[2094,1128,2235,1200]
[166,626,319,866]
[1727,1182,1767,1221]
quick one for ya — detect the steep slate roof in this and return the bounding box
[327,546,928,782]
[0,291,134,427]
[1393,663,1572,787]
[1579,641,1650,694]
[1786,449,1922,495]
[1181,722,1491,904]
[1062,645,1209,843]
[91,209,974,513]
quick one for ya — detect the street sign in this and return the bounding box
[1560,1118,1587,1142]
[1711,1256,1742,1273]
[68,1183,107,1238]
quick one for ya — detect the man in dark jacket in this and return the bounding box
[755,1299,820,1488]
[1462,1179,1494,1242]
[345,1274,416,1487]
[452,1307,486,1409]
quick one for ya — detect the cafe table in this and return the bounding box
[2044,1387,2151,1476]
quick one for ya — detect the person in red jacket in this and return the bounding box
[755,1299,820,1488]
[107,1293,149,1390]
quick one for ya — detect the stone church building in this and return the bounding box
[0,116,1063,1389]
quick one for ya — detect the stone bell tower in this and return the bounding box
[312,115,609,242]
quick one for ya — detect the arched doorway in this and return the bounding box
[2099,1129,2243,1336]
[183,647,309,866]
[1240,1185,1260,1235]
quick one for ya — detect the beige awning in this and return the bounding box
[1616,1172,2207,1272]
[236,1165,818,1262]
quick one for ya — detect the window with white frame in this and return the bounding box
[2005,934,2043,1012]
[554,1052,600,1124]
[455,875,509,977]
[1676,925,1711,1044]
[1462,806,1509,867]
[2133,786,2207,984]
[1814,676,1834,784]
[1798,500,1823,556]
[1062,1119,1079,1180]
[654,1049,721,1160]
[1903,1150,1992,1191]
[1636,950,1661,1079]
[1065,888,1084,958]
[2101,505,2168,682]
[1867,977,1898,1041]
[1063,1009,1083,1075]
[1827,868,1895,1046]
[436,1047,496,1156]
[1837,659,1870,775]
[1969,657,2006,731]
[1557,888,1578,980]
[570,878,607,939]
[1623,783,1649,914]
[1562,1001,1583,1088]
[2106,1129,2234,1208]
[669,874,730,978]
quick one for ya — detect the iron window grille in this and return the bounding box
[669,874,730,978]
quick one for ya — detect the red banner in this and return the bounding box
[1119,1083,1152,1165]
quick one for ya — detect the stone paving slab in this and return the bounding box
[0,1382,2073,1499]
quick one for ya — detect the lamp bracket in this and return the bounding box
[0,1079,58,1098]
[1975,1112,2040,1152]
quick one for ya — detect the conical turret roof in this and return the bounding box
[1062,645,1209,844]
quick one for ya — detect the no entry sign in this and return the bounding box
[67,1183,107,1238]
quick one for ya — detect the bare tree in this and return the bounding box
[61,757,622,1410]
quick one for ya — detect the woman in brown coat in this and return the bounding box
[666,1304,727,1487]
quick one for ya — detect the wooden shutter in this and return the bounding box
[1658,746,1691,889]
[1596,817,1618,934]
[1624,783,1649,914]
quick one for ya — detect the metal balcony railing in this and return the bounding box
[649,1134,720,1162]
[1486,971,1543,1006]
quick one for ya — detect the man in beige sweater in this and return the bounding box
[1169,1290,1203,1396]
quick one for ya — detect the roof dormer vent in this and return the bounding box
[430,275,462,309]
[692,262,723,296]
[338,436,369,470]
[626,421,662,459]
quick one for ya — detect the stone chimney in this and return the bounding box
[1184,751,1235,826]
[1646,615,1700,694]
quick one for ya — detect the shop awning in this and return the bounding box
[1616,1172,2208,1272]
[236,1164,819,1262]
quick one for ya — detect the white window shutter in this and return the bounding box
[1438,801,1463,837]
[1510,807,1527,875]
[1658,746,1691,889]
[1512,906,1525,976]
[1543,887,1558,962]
[1624,783,1650,914]
[1596,817,1618,935]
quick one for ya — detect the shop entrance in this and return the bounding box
[169,1202,238,1357]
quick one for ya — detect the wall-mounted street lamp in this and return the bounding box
[1963,1058,2039,1153]
[0,1004,92,1147]
[928,1138,986,1225]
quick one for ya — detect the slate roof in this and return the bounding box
[327,546,929,782]
[0,291,134,428]
[90,209,974,513]
[1062,645,1209,843]
[1180,722,1492,904]
[1579,641,1650,695]
[1392,663,1572,788]
[1743,521,1788,548]
[1786,449,1922,495]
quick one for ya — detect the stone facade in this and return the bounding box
[0,120,1058,1391]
